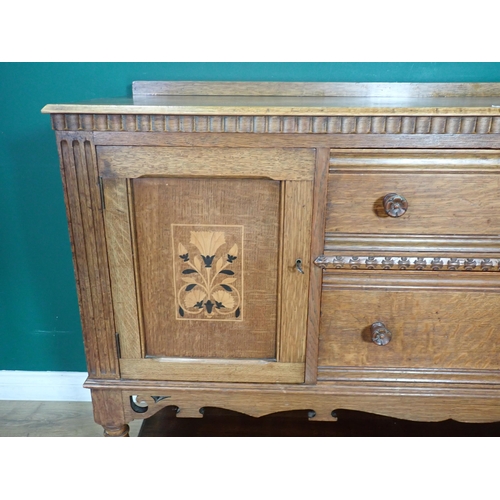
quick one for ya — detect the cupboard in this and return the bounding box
[43,82,500,435]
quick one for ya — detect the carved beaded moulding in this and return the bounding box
[315,255,500,272]
[51,114,500,134]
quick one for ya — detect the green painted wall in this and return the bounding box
[2,62,500,372]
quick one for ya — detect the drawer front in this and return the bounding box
[326,150,500,236]
[318,272,500,371]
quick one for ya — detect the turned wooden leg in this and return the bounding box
[103,424,130,437]
[91,389,131,437]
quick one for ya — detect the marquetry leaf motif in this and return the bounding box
[193,256,202,273]
[184,289,206,309]
[215,257,224,274]
[173,225,243,321]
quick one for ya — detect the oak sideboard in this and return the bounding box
[42,81,500,436]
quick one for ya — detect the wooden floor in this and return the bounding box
[1,401,500,436]
[0,401,143,437]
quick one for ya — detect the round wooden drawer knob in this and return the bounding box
[371,322,392,346]
[383,193,408,217]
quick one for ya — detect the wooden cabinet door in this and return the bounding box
[98,147,316,383]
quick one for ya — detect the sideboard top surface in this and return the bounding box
[41,81,500,116]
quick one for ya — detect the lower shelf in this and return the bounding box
[138,406,500,437]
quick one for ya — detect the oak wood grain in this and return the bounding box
[57,132,118,379]
[326,151,500,236]
[324,233,500,255]
[91,389,130,436]
[104,383,500,423]
[81,375,500,423]
[97,146,316,181]
[305,148,330,383]
[319,278,500,370]
[132,177,281,360]
[42,100,500,116]
[102,178,141,359]
[132,81,500,97]
[279,181,313,364]
[329,149,500,172]
[47,82,500,431]
[93,131,500,149]
[48,113,500,133]
[120,359,305,383]
[317,366,500,385]
[322,270,500,292]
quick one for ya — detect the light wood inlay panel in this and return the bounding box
[132,177,281,360]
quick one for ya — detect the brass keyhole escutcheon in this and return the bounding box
[295,259,304,274]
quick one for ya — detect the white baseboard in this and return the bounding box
[0,371,91,402]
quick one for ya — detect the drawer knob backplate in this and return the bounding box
[371,322,392,346]
[383,193,408,217]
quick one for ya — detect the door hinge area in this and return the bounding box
[115,333,122,359]
[98,176,105,210]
